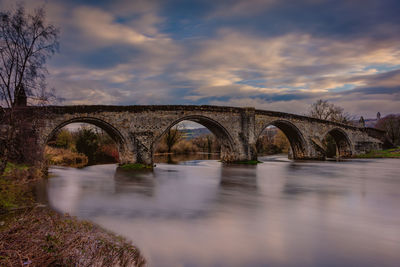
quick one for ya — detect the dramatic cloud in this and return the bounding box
[1,0,399,117]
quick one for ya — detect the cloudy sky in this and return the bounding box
[2,0,400,118]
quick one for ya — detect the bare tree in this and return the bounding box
[375,114,400,146]
[256,127,276,153]
[0,5,58,107]
[164,126,183,153]
[308,99,354,124]
[0,5,59,173]
[308,99,357,158]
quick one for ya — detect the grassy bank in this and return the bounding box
[356,147,400,158]
[120,163,154,170]
[0,163,38,213]
[0,163,146,267]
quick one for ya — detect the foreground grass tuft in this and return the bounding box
[356,147,400,158]
[0,207,146,267]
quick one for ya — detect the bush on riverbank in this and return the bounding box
[256,129,290,155]
[47,127,119,167]
[156,134,220,154]
[45,146,88,168]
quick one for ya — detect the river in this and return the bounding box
[41,155,400,267]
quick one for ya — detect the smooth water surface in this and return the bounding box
[44,156,400,266]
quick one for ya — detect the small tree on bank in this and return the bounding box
[0,5,59,173]
[164,127,182,153]
[55,129,73,149]
[308,99,354,158]
[375,114,400,146]
[75,128,99,165]
[308,99,354,124]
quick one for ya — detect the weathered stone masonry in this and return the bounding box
[2,105,385,165]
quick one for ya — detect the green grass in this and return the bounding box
[120,163,153,170]
[2,162,29,176]
[0,163,34,213]
[356,147,400,158]
[0,181,24,211]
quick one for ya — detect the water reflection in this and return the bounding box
[216,165,260,210]
[44,156,400,267]
[154,153,219,164]
[283,162,349,197]
[114,167,155,197]
[219,164,258,190]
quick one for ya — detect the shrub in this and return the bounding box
[376,114,400,146]
[95,144,119,164]
[55,129,74,149]
[155,142,168,154]
[172,140,199,154]
[75,128,99,164]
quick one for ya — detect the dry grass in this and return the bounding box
[0,207,146,267]
[156,140,199,154]
[172,140,199,154]
[45,146,88,168]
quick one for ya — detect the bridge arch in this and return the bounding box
[323,128,353,158]
[45,117,129,162]
[257,120,307,159]
[154,115,236,161]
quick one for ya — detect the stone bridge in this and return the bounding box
[2,105,385,165]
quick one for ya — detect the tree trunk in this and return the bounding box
[13,85,28,107]
[0,149,7,175]
[0,135,10,175]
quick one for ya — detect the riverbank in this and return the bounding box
[0,163,145,267]
[356,147,400,158]
[45,146,88,168]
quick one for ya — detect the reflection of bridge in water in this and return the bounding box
[43,162,261,220]
[6,105,384,165]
